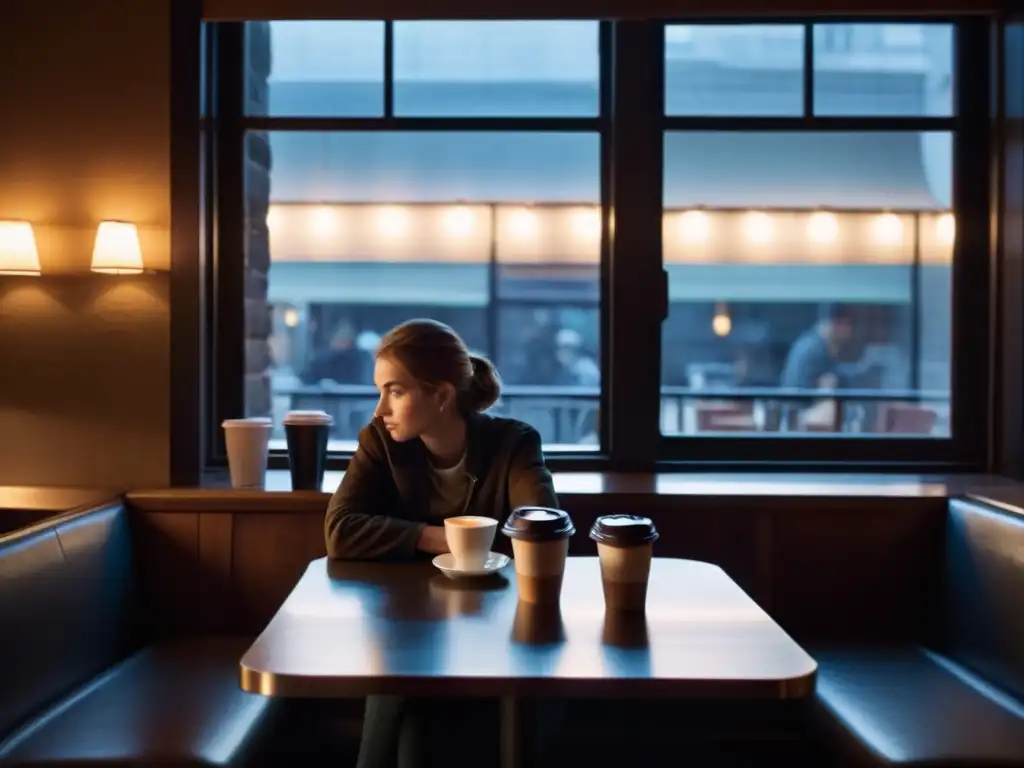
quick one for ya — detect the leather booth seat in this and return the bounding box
[814,499,1024,767]
[0,503,284,766]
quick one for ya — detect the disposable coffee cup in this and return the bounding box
[502,507,575,605]
[222,417,272,490]
[444,515,498,571]
[589,515,659,612]
[283,410,333,491]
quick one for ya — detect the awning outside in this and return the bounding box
[267,260,931,307]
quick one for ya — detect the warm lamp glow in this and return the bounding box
[744,211,773,244]
[0,221,41,276]
[873,213,904,245]
[444,206,475,238]
[807,212,839,244]
[572,208,601,241]
[678,210,710,243]
[712,312,732,337]
[265,206,281,232]
[377,206,409,238]
[310,206,339,236]
[509,208,538,239]
[92,221,144,275]
[937,213,955,246]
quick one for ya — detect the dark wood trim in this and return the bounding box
[128,493,950,643]
[606,21,664,469]
[996,17,1024,477]
[212,23,247,459]
[125,470,1017,513]
[952,18,996,470]
[201,0,1005,20]
[170,0,205,486]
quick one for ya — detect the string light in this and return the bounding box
[509,208,538,239]
[376,206,409,238]
[936,213,955,246]
[744,211,773,244]
[572,208,601,241]
[874,212,904,245]
[310,206,339,236]
[444,206,475,238]
[678,210,710,243]
[807,211,839,244]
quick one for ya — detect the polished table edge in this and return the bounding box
[123,471,1019,513]
[237,666,818,700]
[238,556,819,701]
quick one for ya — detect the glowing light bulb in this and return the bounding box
[377,206,409,238]
[572,208,601,241]
[712,312,732,337]
[283,307,300,328]
[874,213,904,245]
[937,213,955,246]
[310,206,338,236]
[444,206,475,238]
[509,208,538,239]
[744,211,773,244]
[807,212,839,244]
[678,210,710,243]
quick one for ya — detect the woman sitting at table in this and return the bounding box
[324,317,559,768]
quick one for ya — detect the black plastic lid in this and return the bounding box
[589,514,659,548]
[501,506,576,542]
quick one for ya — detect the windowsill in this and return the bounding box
[122,470,1019,514]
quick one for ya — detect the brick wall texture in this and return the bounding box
[244,21,272,417]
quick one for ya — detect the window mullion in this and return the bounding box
[607,21,665,470]
[384,21,394,117]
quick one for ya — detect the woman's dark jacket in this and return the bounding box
[324,413,559,560]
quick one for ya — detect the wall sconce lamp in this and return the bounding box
[0,220,42,276]
[91,221,145,275]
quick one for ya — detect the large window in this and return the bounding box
[660,23,957,443]
[208,18,989,469]
[239,22,603,453]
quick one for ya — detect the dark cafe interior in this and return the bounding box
[2,0,1024,766]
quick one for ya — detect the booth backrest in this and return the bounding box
[0,502,135,740]
[945,499,1024,701]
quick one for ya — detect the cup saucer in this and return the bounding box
[432,552,511,579]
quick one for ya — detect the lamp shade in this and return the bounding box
[91,221,144,274]
[0,221,42,276]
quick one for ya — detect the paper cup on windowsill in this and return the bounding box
[223,417,273,490]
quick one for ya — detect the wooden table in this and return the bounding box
[241,556,816,765]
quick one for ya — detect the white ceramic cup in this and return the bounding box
[444,516,499,571]
[222,417,272,489]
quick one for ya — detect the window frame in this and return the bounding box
[206,20,612,471]
[649,17,991,469]
[198,16,993,476]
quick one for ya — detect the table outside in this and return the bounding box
[240,556,817,766]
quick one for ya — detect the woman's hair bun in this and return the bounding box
[465,354,501,412]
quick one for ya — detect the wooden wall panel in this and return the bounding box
[130,511,200,639]
[125,493,949,645]
[198,513,235,634]
[769,499,945,644]
[229,512,325,635]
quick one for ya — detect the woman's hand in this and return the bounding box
[416,525,450,555]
